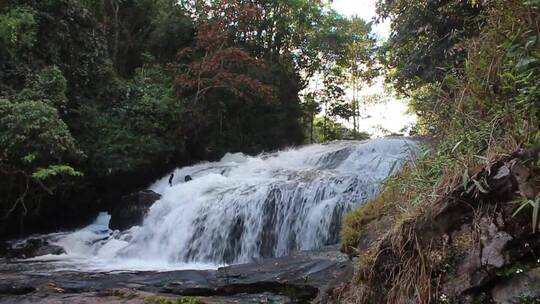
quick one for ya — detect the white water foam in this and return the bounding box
[28,138,419,272]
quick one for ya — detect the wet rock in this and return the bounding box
[109,190,161,230]
[342,146,540,303]
[0,290,291,304]
[1,238,65,259]
[443,247,483,296]
[211,247,350,302]
[223,216,245,263]
[0,283,35,295]
[0,247,351,303]
[492,267,540,304]
[259,190,279,258]
[481,222,513,268]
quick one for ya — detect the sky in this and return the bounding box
[329,0,416,137]
[331,0,390,39]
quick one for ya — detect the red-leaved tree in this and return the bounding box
[174,0,275,104]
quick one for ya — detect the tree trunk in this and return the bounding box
[310,110,314,144]
[111,0,120,72]
[352,77,357,136]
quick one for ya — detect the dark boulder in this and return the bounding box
[0,238,65,259]
[109,190,161,231]
[0,283,35,295]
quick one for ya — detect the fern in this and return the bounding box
[32,165,83,180]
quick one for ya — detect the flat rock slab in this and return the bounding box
[0,248,351,303]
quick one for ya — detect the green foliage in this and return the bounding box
[341,180,399,252]
[0,0,375,235]
[343,1,540,302]
[0,6,36,55]
[0,0,114,105]
[32,165,82,180]
[16,66,68,110]
[346,0,540,232]
[84,0,194,76]
[87,64,182,175]
[301,15,376,142]
[0,98,83,221]
[145,1,195,64]
[144,296,203,304]
[519,297,540,304]
[379,0,539,156]
[311,116,369,143]
[0,99,81,169]
[513,198,540,233]
[378,0,484,94]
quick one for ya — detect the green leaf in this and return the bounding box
[502,72,516,81]
[451,140,463,153]
[525,35,538,50]
[512,198,540,233]
[512,200,531,217]
[32,165,83,180]
[525,0,540,8]
[22,153,36,163]
[515,57,539,72]
[472,178,489,194]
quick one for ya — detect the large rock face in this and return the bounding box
[341,147,540,304]
[109,190,161,231]
[0,247,352,303]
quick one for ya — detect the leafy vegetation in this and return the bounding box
[341,0,540,302]
[0,6,36,56]
[0,0,376,236]
[513,197,540,233]
[345,0,540,245]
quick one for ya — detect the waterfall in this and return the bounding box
[35,138,418,271]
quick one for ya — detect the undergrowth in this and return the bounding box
[342,0,540,303]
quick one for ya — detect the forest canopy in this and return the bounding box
[0,0,376,236]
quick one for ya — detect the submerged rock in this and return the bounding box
[0,283,35,295]
[109,190,161,230]
[0,238,65,259]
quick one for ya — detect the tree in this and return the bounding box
[0,0,195,236]
[377,0,484,95]
[0,61,83,226]
[0,0,379,236]
[15,66,68,111]
[80,0,195,76]
[0,6,36,56]
[320,68,348,140]
[88,64,184,176]
[174,19,275,104]
[0,99,83,220]
[301,14,377,142]
[343,17,377,135]
[302,92,321,144]
[174,0,310,154]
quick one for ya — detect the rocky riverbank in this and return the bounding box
[340,147,540,303]
[0,247,351,304]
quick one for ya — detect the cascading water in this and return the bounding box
[28,138,419,271]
